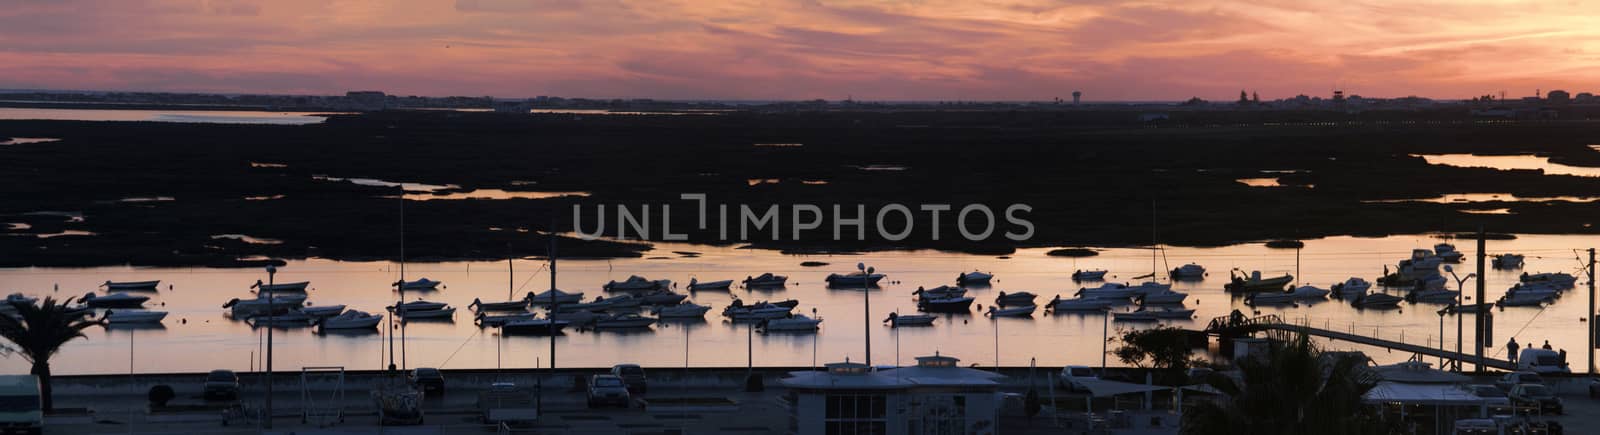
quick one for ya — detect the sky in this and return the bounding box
[0,0,1597,101]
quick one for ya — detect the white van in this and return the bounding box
[1516,349,1570,374]
[0,374,42,434]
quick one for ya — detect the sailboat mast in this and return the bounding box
[508,242,514,300]
[399,195,407,371]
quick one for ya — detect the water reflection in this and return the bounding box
[1416,153,1600,177]
[0,108,332,125]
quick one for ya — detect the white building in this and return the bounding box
[779,353,1004,435]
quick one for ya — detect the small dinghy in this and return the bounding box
[1331,277,1372,299]
[1245,285,1329,305]
[500,317,569,335]
[956,271,994,285]
[652,302,712,318]
[883,312,935,327]
[475,312,537,326]
[393,278,442,291]
[103,280,160,291]
[913,285,966,300]
[252,280,310,292]
[824,271,885,287]
[1352,292,1403,309]
[1169,263,1206,280]
[318,310,383,330]
[398,306,456,320]
[760,314,822,332]
[392,300,448,312]
[301,305,346,318]
[918,296,975,313]
[471,293,532,312]
[686,278,733,291]
[104,310,167,324]
[1071,270,1108,281]
[82,292,149,308]
[640,290,688,305]
[994,291,1038,306]
[603,275,671,291]
[985,304,1036,317]
[591,313,657,329]
[1046,295,1114,312]
[530,288,584,305]
[742,273,788,287]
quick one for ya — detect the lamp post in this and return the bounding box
[858,263,874,369]
[264,264,276,429]
[1445,265,1476,371]
[1101,307,1110,374]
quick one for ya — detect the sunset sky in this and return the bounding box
[1,0,1596,101]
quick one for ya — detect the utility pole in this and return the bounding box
[264,265,276,429]
[1474,227,1486,372]
[859,263,874,368]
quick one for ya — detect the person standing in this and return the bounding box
[1507,337,1520,364]
[1541,340,1552,350]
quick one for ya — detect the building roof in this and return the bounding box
[1370,361,1470,384]
[780,354,1005,391]
[1361,381,1486,406]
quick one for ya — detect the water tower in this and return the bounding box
[1072,91,1082,105]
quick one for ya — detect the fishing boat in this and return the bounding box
[475,312,537,326]
[1492,254,1524,269]
[652,302,712,318]
[223,294,306,316]
[1245,285,1329,305]
[918,296,975,313]
[393,278,442,291]
[82,292,149,308]
[1071,270,1108,281]
[591,313,657,329]
[825,271,886,287]
[104,310,167,324]
[985,305,1036,317]
[392,300,448,312]
[530,288,583,305]
[251,280,309,292]
[1224,270,1294,292]
[760,314,822,332]
[500,317,569,335]
[1331,277,1372,299]
[883,312,935,327]
[742,273,788,287]
[1169,263,1206,280]
[398,306,456,320]
[640,290,688,305]
[956,271,994,285]
[686,278,733,291]
[4,293,37,306]
[603,275,671,291]
[1407,289,1460,304]
[1352,292,1403,309]
[1135,290,1189,305]
[1433,243,1463,263]
[913,285,966,300]
[1046,295,1114,312]
[1075,283,1136,300]
[318,310,383,330]
[995,291,1038,306]
[301,305,346,318]
[471,293,532,312]
[103,280,159,291]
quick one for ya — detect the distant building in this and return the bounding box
[1576,92,1595,104]
[343,91,387,111]
[1546,90,1571,104]
[1332,90,1345,104]
[1072,91,1082,105]
[779,353,1003,435]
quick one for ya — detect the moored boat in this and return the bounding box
[1071,270,1108,281]
[1407,289,1460,304]
[640,290,688,305]
[742,273,788,287]
[825,271,886,287]
[956,271,994,285]
[470,293,532,312]
[1331,277,1372,299]
[995,291,1038,306]
[913,285,966,299]
[393,278,442,291]
[917,296,974,313]
[1135,290,1189,305]
[252,280,310,292]
[104,310,167,324]
[652,302,712,318]
[223,293,306,317]
[318,310,383,330]
[530,289,583,305]
[1433,243,1463,263]
[1224,270,1294,292]
[1046,295,1114,312]
[398,306,456,320]
[82,292,150,308]
[103,280,160,291]
[391,300,448,312]
[500,317,569,335]
[1492,254,1524,269]
[883,312,935,327]
[475,312,537,326]
[591,313,657,329]
[686,278,733,291]
[301,305,346,318]
[1352,292,1403,309]
[603,275,671,291]
[1075,283,1136,300]
[1169,263,1206,280]
[985,304,1036,317]
[760,314,822,332]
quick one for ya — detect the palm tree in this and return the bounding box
[1182,334,1399,435]
[0,297,103,411]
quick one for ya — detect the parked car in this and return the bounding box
[0,375,42,435]
[1589,377,1599,399]
[587,375,631,408]
[611,364,647,393]
[203,370,240,400]
[1507,384,1563,415]
[409,367,445,396]
[1463,384,1511,408]
[1494,371,1543,391]
[1059,365,1097,392]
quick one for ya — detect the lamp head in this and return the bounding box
[1443,265,1454,273]
[857,262,865,271]
[266,265,277,274]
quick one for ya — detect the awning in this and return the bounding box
[1077,379,1171,397]
[1361,382,1487,406]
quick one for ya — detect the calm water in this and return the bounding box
[1418,153,1600,177]
[0,108,331,125]
[1,234,1596,375]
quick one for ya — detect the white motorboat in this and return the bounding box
[603,275,671,291]
[5,293,37,306]
[1520,272,1577,287]
[723,304,794,321]
[1128,281,1172,295]
[1075,283,1136,300]
[252,280,310,292]
[104,310,167,324]
[393,278,442,290]
[1046,295,1114,311]
[82,292,150,308]
[761,314,822,332]
[1245,285,1328,305]
[1497,292,1554,307]
[1135,290,1189,305]
[995,291,1037,306]
[1071,270,1108,281]
[640,290,688,305]
[471,292,533,312]
[1353,292,1403,309]
[530,288,583,305]
[686,278,733,291]
[500,317,569,335]
[475,312,537,326]
[1433,243,1463,263]
[1378,250,1442,287]
[1408,289,1460,304]
[1492,254,1524,269]
[913,285,966,299]
[985,304,1036,317]
[103,280,159,291]
[392,300,448,312]
[917,296,974,313]
[223,293,307,316]
[652,302,712,318]
[591,313,657,329]
[301,305,346,318]
[742,273,788,287]
[1225,270,1294,292]
[398,306,456,319]
[825,271,886,287]
[1169,263,1206,280]
[883,312,935,327]
[1331,277,1372,299]
[318,310,383,330]
[956,271,994,285]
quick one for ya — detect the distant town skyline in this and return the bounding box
[1,1,1596,101]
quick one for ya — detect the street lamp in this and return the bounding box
[264,264,276,429]
[1444,265,1477,371]
[858,263,876,369]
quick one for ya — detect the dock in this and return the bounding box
[1202,314,1517,371]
